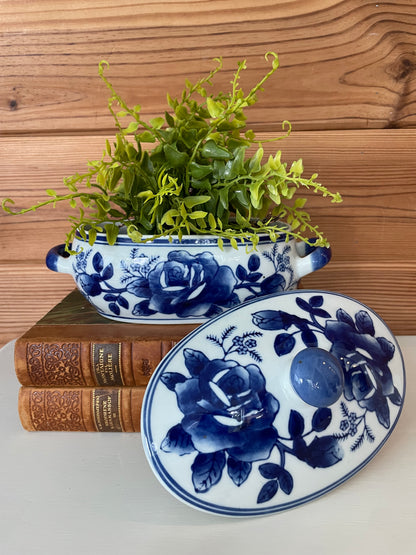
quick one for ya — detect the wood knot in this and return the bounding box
[9,99,18,110]
[387,56,416,82]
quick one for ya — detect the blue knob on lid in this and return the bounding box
[290,347,344,407]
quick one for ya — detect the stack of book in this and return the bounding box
[15,290,198,432]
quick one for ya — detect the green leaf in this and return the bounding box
[114,134,127,158]
[224,147,245,179]
[122,169,134,197]
[233,189,250,209]
[157,128,175,144]
[290,159,304,175]
[179,128,198,149]
[189,161,213,180]
[267,183,281,205]
[149,116,165,129]
[105,222,120,245]
[127,225,143,242]
[175,105,188,120]
[190,177,210,190]
[235,209,249,227]
[218,187,229,209]
[287,187,297,199]
[249,180,265,209]
[165,111,175,127]
[179,203,188,218]
[208,213,217,229]
[164,144,189,167]
[201,140,232,160]
[248,147,264,173]
[206,97,224,118]
[108,208,126,218]
[136,131,156,143]
[126,144,137,161]
[213,159,226,179]
[109,166,122,190]
[183,195,211,208]
[166,93,177,109]
[88,227,97,246]
[161,209,179,226]
[188,210,207,220]
[123,121,140,134]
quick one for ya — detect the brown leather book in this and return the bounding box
[18,386,145,432]
[14,289,198,387]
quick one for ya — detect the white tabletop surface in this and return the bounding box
[1,337,415,555]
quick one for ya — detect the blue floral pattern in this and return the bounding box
[253,294,403,451]
[156,294,403,507]
[72,245,294,319]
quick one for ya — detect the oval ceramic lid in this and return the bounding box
[141,290,405,517]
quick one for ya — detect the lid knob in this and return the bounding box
[290,347,344,407]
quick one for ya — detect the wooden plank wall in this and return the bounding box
[1,0,416,347]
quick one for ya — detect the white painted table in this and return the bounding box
[1,337,415,555]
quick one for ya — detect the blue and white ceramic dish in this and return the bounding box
[141,290,405,517]
[45,229,330,324]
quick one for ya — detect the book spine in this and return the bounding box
[18,386,145,432]
[14,339,178,387]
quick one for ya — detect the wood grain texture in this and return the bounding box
[1,129,415,345]
[1,1,415,347]
[2,0,416,134]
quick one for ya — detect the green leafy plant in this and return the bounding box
[2,52,342,251]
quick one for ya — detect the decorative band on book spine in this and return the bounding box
[92,389,124,432]
[28,389,86,431]
[91,343,124,385]
[26,342,84,386]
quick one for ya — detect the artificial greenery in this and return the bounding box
[2,52,342,251]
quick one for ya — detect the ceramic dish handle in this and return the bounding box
[294,240,332,279]
[45,244,74,275]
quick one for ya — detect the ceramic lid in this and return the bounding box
[141,290,405,517]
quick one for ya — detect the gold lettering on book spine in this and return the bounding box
[92,389,123,432]
[91,343,124,385]
[26,343,84,386]
[29,389,86,431]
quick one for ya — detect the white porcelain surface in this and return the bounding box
[141,291,405,516]
[46,231,331,323]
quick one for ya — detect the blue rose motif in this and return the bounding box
[252,295,404,458]
[162,350,280,463]
[325,312,402,428]
[146,250,238,317]
[160,324,346,502]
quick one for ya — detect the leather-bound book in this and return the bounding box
[14,289,198,387]
[18,386,145,432]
